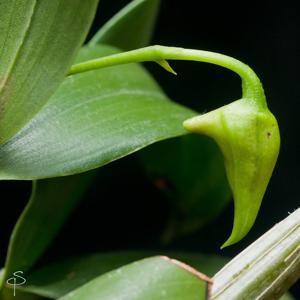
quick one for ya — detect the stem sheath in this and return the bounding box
[212,208,300,300]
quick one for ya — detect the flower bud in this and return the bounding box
[183,99,280,247]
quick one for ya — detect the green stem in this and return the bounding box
[68,45,267,109]
[212,208,300,300]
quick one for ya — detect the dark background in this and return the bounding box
[1,0,299,298]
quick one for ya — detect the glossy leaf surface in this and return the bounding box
[89,0,160,50]
[0,0,99,143]
[0,45,195,180]
[59,256,209,300]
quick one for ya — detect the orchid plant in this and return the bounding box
[0,1,298,300]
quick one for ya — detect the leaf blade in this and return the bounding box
[58,257,209,300]
[0,0,99,143]
[0,45,196,180]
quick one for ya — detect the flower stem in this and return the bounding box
[212,208,300,300]
[68,45,267,109]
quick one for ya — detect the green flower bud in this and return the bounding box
[67,44,280,247]
[183,99,280,247]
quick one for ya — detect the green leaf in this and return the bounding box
[139,135,231,242]
[89,0,160,50]
[1,171,96,286]
[4,251,296,300]
[18,251,227,299]
[58,256,209,300]
[0,45,196,180]
[0,0,99,143]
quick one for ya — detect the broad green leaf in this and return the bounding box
[0,45,196,180]
[0,0,99,143]
[139,135,231,242]
[18,251,227,299]
[59,257,209,300]
[89,0,160,50]
[2,171,96,286]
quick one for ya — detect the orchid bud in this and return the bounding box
[183,99,280,247]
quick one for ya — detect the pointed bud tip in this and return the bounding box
[183,117,198,130]
[183,111,219,136]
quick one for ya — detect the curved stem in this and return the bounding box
[68,45,267,109]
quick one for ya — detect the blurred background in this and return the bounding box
[1,0,299,297]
